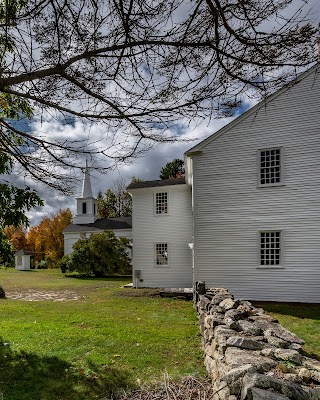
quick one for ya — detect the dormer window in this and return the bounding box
[155,192,168,214]
[82,202,87,214]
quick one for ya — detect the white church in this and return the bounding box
[64,64,320,303]
[63,162,132,254]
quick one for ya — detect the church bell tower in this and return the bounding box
[73,161,98,224]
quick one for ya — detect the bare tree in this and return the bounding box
[97,177,132,218]
[0,0,319,193]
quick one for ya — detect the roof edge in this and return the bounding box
[127,177,186,190]
[186,63,319,155]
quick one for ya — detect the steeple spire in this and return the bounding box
[73,160,98,225]
[81,160,93,198]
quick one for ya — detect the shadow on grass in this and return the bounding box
[0,268,38,272]
[253,302,320,362]
[64,274,131,281]
[253,302,320,321]
[0,338,134,400]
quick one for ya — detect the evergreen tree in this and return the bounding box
[160,159,185,180]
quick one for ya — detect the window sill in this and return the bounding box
[256,266,285,270]
[257,183,285,188]
[154,265,170,268]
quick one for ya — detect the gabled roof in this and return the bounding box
[15,249,32,255]
[127,177,185,190]
[63,216,132,233]
[186,63,319,155]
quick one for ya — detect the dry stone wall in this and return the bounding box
[194,283,320,400]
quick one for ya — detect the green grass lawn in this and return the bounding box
[254,302,320,361]
[0,269,204,400]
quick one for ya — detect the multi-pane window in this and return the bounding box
[155,192,168,214]
[156,243,168,265]
[260,231,281,266]
[260,148,281,185]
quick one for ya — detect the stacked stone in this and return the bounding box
[195,287,320,400]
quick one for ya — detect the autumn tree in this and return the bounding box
[0,0,318,194]
[3,225,27,251]
[160,159,185,180]
[97,178,132,218]
[26,209,73,265]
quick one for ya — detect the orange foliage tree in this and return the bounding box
[26,209,73,266]
[3,225,27,251]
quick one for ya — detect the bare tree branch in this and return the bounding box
[0,0,318,193]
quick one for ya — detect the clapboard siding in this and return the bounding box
[130,185,193,287]
[191,65,320,302]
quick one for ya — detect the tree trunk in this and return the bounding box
[0,285,6,299]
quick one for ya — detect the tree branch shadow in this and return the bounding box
[0,338,134,400]
[253,302,320,321]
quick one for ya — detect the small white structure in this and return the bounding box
[15,249,31,270]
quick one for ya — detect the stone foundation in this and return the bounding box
[194,283,320,400]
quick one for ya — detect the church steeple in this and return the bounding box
[73,162,98,225]
[81,160,93,198]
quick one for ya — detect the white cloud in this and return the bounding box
[23,109,240,225]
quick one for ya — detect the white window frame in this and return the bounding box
[257,147,284,187]
[257,230,284,269]
[154,191,169,215]
[155,243,169,266]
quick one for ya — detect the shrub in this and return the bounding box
[36,259,48,269]
[60,231,131,277]
[57,255,71,274]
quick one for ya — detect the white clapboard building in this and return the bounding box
[127,63,320,303]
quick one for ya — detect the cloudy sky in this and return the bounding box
[4,0,320,226]
[21,111,241,226]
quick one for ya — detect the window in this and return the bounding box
[260,231,281,266]
[155,192,168,214]
[155,243,168,265]
[259,148,281,185]
[82,202,87,214]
